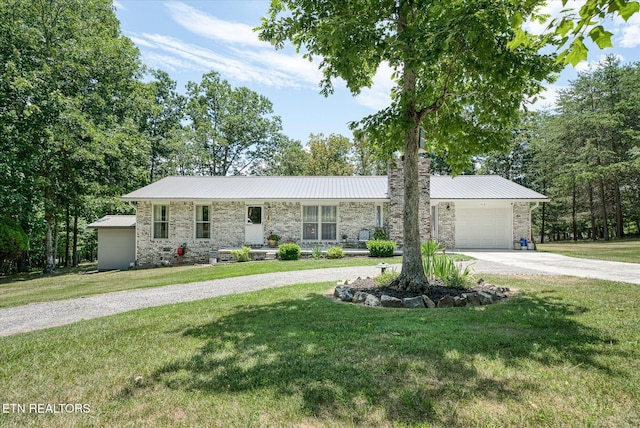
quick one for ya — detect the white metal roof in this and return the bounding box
[121,175,548,202]
[430,175,548,201]
[88,215,137,229]
[122,176,390,201]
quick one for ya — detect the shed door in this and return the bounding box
[455,203,511,249]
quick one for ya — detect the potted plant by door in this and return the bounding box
[267,231,281,247]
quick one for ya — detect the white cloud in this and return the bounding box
[618,13,640,48]
[131,32,320,88]
[528,84,566,112]
[355,62,395,110]
[113,0,125,11]
[165,2,269,48]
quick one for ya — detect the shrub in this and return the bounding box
[375,267,399,287]
[421,240,444,280]
[431,255,474,289]
[366,240,396,257]
[326,246,344,259]
[230,246,251,262]
[278,243,301,260]
[311,245,323,260]
[372,227,386,240]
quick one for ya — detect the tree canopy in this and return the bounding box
[260,0,558,291]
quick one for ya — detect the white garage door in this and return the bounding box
[455,203,511,249]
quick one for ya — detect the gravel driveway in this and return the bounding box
[1,252,637,337]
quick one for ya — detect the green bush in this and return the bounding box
[230,246,251,262]
[311,245,323,260]
[372,228,386,240]
[366,240,396,257]
[278,243,301,260]
[375,268,399,287]
[326,246,344,259]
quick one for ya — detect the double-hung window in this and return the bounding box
[303,205,337,240]
[153,205,169,239]
[195,205,211,239]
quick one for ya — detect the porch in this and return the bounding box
[216,246,396,262]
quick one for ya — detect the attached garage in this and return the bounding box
[454,202,511,249]
[88,215,136,270]
[431,175,549,250]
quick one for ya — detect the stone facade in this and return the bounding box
[512,202,532,245]
[134,199,390,266]
[436,202,456,250]
[387,157,431,247]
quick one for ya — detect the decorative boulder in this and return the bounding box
[463,293,482,307]
[364,294,381,307]
[477,291,494,305]
[422,295,436,308]
[438,295,456,308]
[352,291,368,304]
[334,285,355,302]
[402,296,426,309]
[381,294,403,308]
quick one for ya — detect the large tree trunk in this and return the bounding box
[394,123,428,292]
[389,1,428,293]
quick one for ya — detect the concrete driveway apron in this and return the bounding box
[459,250,640,285]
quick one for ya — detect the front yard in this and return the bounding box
[537,238,640,264]
[1,273,639,427]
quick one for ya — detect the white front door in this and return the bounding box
[245,206,263,245]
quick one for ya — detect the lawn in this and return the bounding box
[537,238,640,264]
[0,256,403,309]
[1,274,638,427]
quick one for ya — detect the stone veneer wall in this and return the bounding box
[436,202,456,250]
[136,199,389,265]
[387,157,431,247]
[512,202,531,244]
[263,202,301,243]
[338,202,378,241]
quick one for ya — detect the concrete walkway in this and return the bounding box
[459,250,640,285]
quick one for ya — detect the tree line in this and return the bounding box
[478,57,640,242]
[0,0,383,274]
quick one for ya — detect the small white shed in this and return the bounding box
[88,215,136,270]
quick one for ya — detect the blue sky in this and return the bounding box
[115,1,640,143]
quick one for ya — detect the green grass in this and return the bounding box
[0,257,400,309]
[537,238,640,264]
[1,274,638,427]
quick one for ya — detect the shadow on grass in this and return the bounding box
[143,291,618,425]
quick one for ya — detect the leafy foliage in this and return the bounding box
[278,243,301,261]
[366,240,396,257]
[230,246,251,262]
[0,218,29,274]
[325,246,344,259]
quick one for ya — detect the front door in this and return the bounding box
[245,206,263,245]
